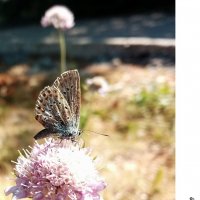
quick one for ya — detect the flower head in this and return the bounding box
[41,5,74,30]
[5,139,106,200]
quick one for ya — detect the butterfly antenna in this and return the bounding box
[83,130,109,137]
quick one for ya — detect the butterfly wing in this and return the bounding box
[34,70,81,139]
[53,70,81,130]
[34,128,54,140]
[35,85,73,138]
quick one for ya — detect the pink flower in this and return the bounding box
[5,139,106,200]
[41,5,74,30]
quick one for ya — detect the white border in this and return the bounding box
[177,0,200,199]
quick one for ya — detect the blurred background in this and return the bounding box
[0,0,175,200]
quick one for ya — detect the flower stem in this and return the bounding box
[59,29,67,73]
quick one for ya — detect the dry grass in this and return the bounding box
[0,64,175,200]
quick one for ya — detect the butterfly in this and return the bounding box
[34,69,81,140]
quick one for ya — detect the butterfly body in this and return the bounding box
[34,70,81,140]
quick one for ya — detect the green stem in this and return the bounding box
[58,30,67,73]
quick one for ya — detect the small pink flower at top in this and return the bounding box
[41,5,75,30]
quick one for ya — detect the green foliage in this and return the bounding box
[81,81,175,145]
[149,167,164,198]
[133,83,174,116]
[130,83,175,134]
[109,82,175,144]
[80,107,91,130]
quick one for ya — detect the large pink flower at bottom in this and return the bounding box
[5,139,106,200]
[41,5,75,30]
